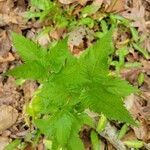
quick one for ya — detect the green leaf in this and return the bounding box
[43,139,52,150]
[133,43,150,59]
[118,124,128,139]
[79,29,114,77]
[79,17,94,28]
[78,113,95,128]
[4,139,21,150]
[67,132,84,150]
[81,5,100,16]
[7,61,47,81]
[104,76,138,97]
[130,27,139,42]
[11,32,47,63]
[96,114,107,133]
[55,112,73,145]
[80,77,136,125]
[34,118,54,138]
[48,38,71,73]
[35,111,75,146]
[67,117,85,150]
[31,0,52,10]
[91,130,100,150]
[124,140,144,148]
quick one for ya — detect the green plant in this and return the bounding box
[25,0,72,28]
[8,29,137,149]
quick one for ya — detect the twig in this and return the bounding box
[100,123,127,150]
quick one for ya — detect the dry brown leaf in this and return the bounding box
[122,130,137,141]
[0,30,11,57]
[37,33,50,47]
[68,26,87,47]
[133,120,148,141]
[93,0,104,5]
[0,13,24,27]
[0,105,18,132]
[50,28,65,40]
[0,0,14,14]
[105,0,126,13]
[0,53,15,63]
[22,81,38,101]
[77,0,91,5]
[121,0,147,32]
[0,137,9,150]
[59,0,76,4]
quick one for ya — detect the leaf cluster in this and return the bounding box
[8,30,137,149]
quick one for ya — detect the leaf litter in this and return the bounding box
[0,0,150,149]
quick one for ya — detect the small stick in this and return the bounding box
[100,123,127,150]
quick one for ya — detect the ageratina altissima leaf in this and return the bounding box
[9,30,138,149]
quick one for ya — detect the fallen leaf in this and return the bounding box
[0,52,15,63]
[59,0,76,4]
[77,0,91,5]
[0,105,18,132]
[22,81,38,101]
[0,13,24,27]
[133,120,148,141]
[0,30,11,57]
[0,0,14,14]
[0,137,9,150]
[121,0,147,32]
[68,26,87,47]
[50,28,65,40]
[105,0,126,13]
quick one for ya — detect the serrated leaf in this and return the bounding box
[67,117,85,150]
[35,111,74,146]
[79,29,114,77]
[55,112,73,145]
[102,76,138,97]
[80,78,136,125]
[31,0,52,10]
[78,113,95,128]
[37,80,81,107]
[67,132,84,150]
[11,32,47,64]
[48,38,72,73]
[7,61,47,81]
[91,130,100,150]
[34,118,54,138]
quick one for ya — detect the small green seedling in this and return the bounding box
[7,29,138,149]
[91,130,101,150]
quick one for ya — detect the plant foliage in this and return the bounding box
[8,30,137,149]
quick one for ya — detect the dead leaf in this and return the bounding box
[0,30,11,57]
[133,120,148,141]
[121,0,147,32]
[0,13,24,27]
[122,130,137,141]
[93,0,104,6]
[22,81,38,101]
[77,0,91,5]
[37,33,50,47]
[0,105,18,132]
[105,0,126,13]
[50,28,65,40]
[0,53,15,63]
[0,0,14,14]
[68,26,87,47]
[59,0,76,4]
[0,137,9,150]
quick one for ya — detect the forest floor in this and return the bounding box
[0,0,150,149]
